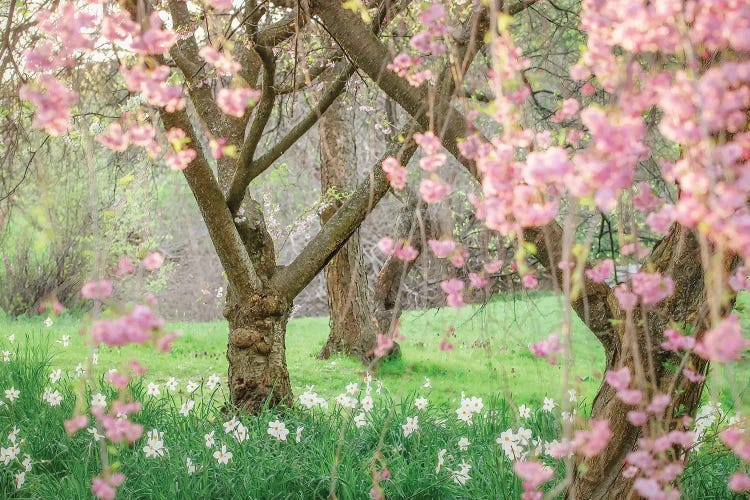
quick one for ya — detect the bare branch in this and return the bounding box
[271,122,419,299]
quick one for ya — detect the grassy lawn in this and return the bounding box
[1,291,748,412]
[0,293,747,498]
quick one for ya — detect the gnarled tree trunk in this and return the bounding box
[317,84,377,361]
[568,225,736,498]
[225,291,292,413]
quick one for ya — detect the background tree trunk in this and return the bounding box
[317,89,377,361]
[372,187,428,337]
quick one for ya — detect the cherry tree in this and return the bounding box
[15,0,750,497]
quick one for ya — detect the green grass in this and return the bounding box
[0,344,745,499]
[1,291,748,412]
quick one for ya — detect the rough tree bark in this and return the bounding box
[317,87,377,361]
[568,225,736,499]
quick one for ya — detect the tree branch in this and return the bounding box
[159,108,262,296]
[246,63,355,185]
[271,122,419,299]
[227,45,277,213]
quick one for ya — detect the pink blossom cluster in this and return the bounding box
[19,76,77,136]
[419,178,451,204]
[386,53,432,87]
[513,461,553,500]
[427,239,468,267]
[91,473,125,500]
[381,157,407,189]
[90,304,178,351]
[440,278,464,308]
[217,88,261,118]
[624,428,696,499]
[585,258,614,283]
[409,4,448,56]
[528,333,561,365]
[120,63,186,112]
[694,314,750,363]
[377,237,418,261]
[199,46,242,74]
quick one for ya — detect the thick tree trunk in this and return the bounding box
[317,84,377,361]
[224,291,293,413]
[571,225,735,498]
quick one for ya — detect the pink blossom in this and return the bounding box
[100,413,143,444]
[128,124,157,148]
[199,46,241,74]
[420,178,451,203]
[551,98,580,123]
[81,280,113,300]
[484,260,504,273]
[529,333,561,364]
[627,411,647,426]
[729,473,750,492]
[374,333,395,358]
[217,88,261,117]
[514,461,554,489]
[381,157,407,190]
[130,12,177,55]
[142,252,164,271]
[573,419,612,457]
[106,372,130,390]
[586,259,614,283]
[458,134,489,160]
[128,360,147,376]
[208,0,233,9]
[386,53,421,78]
[428,239,456,258]
[63,415,88,435]
[646,205,676,234]
[614,284,637,311]
[660,329,695,351]
[605,366,632,391]
[633,478,663,499]
[165,148,197,170]
[449,249,468,267]
[407,70,433,87]
[522,274,538,289]
[631,272,674,304]
[683,368,705,383]
[469,273,488,289]
[581,82,596,95]
[394,244,419,262]
[115,257,136,277]
[378,237,395,254]
[441,279,465,308]
[695,313,749,363]
[156,332,179,352]
[438,340,454,351]
[646,393,671,415]
[729,267,750,292]
[418,4,446,28]
[632,182,661,212]
[414,132,442,155]
[92,473,124,500]
[524,147,573,186]
[97,123,130,152]
[19,75,77,136]
[419,153,446,172]
[101,12,139,44]
[617,389,644,406]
